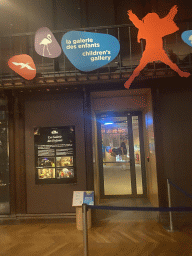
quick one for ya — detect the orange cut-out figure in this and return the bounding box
[125,5,190,89]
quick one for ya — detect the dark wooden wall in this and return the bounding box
[152,78,192,208]
[8,89,94,215]
[24,91,94,214]
[9,92,27,214]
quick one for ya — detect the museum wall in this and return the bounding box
[156,88,192,208]
[25,92,86,214]
[0,0,116,36]
[142,91,159,207]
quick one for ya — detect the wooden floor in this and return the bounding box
[0,219,192,256]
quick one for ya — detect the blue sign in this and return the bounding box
[181,30,192,47]
[61,31,120,72]
[72,191,94,206]
[83,191,94,205]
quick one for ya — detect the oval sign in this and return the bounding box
[35,27,62,58]
[181,30,192,47]
[8,54,36,80]
[61,31,120,72]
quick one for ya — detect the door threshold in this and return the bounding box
[94,198,159,223]
[99,197,152,206]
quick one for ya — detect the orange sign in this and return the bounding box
[125,5,190,89]
[8,54,36,80]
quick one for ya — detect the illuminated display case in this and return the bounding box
[34,126,76,184]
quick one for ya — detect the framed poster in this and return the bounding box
[34,126,76,184]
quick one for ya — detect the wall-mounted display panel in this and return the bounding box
[34,126,76,184]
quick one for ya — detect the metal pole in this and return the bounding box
[82,203,88,256]
[117,27,122,73]
[167,179,174,232]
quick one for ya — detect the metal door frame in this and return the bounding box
[96,111,147,199]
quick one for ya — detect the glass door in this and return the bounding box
[97,112,146,198]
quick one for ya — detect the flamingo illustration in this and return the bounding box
[40,34,52,56]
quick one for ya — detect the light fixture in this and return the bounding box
[104,122,113,125]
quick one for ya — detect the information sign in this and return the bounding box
[61,31,120,72]
[8,54,36,80]
[72,191,94,206]
[35,27,62,58]
[34,126,76,184]
[181,30,192,47]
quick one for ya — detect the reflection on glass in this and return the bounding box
[56,168,74,178]
[38,168,55,179]
[56,156,73,167]
[101,116,132,195]
[38,157,55,167]
[132,116,143,194]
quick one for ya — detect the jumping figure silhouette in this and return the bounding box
[125,5,190,89]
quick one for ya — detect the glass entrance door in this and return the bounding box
[97,112,146,198]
